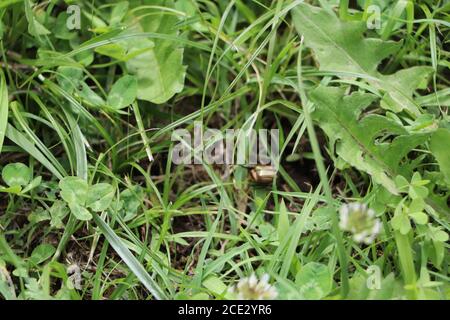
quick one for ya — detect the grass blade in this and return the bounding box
[0,71,8,154]
[92,213,168,300]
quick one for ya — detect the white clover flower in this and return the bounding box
[339,203,381,245]
[229,274,278,300]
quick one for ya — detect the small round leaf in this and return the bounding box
[2,163,32,187]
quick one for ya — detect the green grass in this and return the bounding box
[0,0,449,300]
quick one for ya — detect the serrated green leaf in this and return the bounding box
[24,0,51,40]
[292,3,433,116]
[429,128,450,185]
[309,86,429,194]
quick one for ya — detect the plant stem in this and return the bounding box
[132,102,154,163]
[394,231,418,299]
[296,40,349,297]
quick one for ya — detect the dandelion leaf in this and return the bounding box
[292,3,433,115]
[309,86,429,194]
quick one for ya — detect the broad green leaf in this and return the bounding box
[30,244,56,265]
[0,72,8,154]
[380,67,432,114]
[83,11,107,30]
[54,12,76,40]
[125,38,186,104]
[409,211,428,225]
[409,198,425,213]
[0,278,15,300]
[292,3,433,116]
[86,183,115,212]
[28,207,51,225]
[425,225,448,269]
[429,128,450,185]
[368,273,404,300]
[95,43,129,61]
[434,230,449,243]
[309,86,429,194]
[202,276,234,299]
[202,276,228,296]
[411,172,428,186]
[107,75,137,109]
[295,262,332,300]
[59,176,89,205]
[190,293,210,300]
[78,82,105,107]
[56,67,83,94]
[175,0,207,32]
[275,278,304,300]
[2,163,32,187]
[409,185,429,200]
[49,201,69,229]
[24,0,51,40]
[69,202,92,221]
[110,1,129,25]
[125,0,186,104]
[348,271,404,300]
[120,185,144,221]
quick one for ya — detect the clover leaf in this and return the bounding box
[2,163,32,187]
[59,177,115,221]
